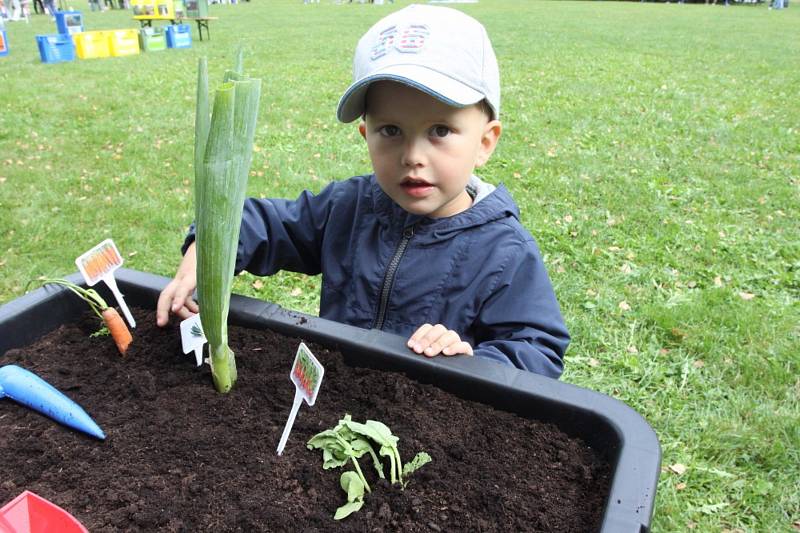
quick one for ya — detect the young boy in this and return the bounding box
[156,4,569,378]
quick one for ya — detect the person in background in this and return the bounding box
[42,0,55,17]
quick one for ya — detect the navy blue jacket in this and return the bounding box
[185,175,569,378]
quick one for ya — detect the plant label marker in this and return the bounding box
[277,342,324,456]
[180,314,207,367]
[75,239,135,329]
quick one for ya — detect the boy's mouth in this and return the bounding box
[400,177,434,197]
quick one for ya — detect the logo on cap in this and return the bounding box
[370,24,430,61]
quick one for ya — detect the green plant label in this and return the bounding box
[291,342,324,406]
[179,313,207,367]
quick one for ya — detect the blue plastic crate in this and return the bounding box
[55,11,83,36]
[0,30,9,57]
[165,24,192,49]
[36,34,76,63]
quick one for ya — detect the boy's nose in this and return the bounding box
[401,139,425,168]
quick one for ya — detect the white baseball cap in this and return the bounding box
[336,4,500,123]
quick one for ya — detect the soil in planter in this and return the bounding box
[0,308,611,532]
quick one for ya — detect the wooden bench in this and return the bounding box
[135,16,219,41]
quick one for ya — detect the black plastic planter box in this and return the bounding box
[0,268,661,532]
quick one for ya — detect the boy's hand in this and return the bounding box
[156,242,199,327]
[407,324,473,357]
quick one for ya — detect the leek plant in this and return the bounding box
[194,50,261,393]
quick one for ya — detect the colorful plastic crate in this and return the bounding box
[138,27,166,52]
[165,24,191,49]
[107,29,140,57]
[0,30,8,58]
[55,11,84,36]
[185,0,207,18]
[36,34,76,63]
[74,31,110,59]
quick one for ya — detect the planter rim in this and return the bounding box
[0,268,661,532]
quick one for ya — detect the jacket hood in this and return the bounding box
[369,175,520,245]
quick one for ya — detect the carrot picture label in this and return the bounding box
[277,342,325,456]
[180,313,207,367]
[76,239,123,286]
[75,239,136,329]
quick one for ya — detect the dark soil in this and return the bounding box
[1,308,610,532]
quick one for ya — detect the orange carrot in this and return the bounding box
[102,307,132,356]
[92,253,106,275]
[102,245,120,267]
[84,255,101,279]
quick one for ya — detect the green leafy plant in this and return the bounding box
[194,49,261,393]
[307,414,432,520]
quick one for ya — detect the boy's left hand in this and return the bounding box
[407,324,473,357]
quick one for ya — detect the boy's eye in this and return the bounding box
[378,125,401,137]
[430,125,451,138]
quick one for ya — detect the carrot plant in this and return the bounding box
[194,49,261,393]
[308,414,431,519]
[40,279,132,356]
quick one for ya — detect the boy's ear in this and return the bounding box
[358,122,367,140]
[475,120,502,168]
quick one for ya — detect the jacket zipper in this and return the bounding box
[373,224,415,330]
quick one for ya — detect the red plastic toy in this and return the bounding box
[0,491,88,533]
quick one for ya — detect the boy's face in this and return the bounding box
[359,81,501,219]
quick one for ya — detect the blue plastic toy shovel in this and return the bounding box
[0,365,105,440]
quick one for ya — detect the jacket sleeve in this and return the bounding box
[182,181,341,276]
[471,241,569,378]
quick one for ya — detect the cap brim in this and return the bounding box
[336,64,485,123]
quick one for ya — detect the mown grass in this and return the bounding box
[1,1,798,531]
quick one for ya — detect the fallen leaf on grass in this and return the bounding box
[714,276,723,287]
[695,502,728,514]
[627,346,638,354]
[290,288,302,297]
[692,360,705,368]
[669,463,687,475]
[252,280,264,290]
[618,301,631,311]
[792,520,800,531]
[670,328,687,341]
[738,292,755,301]
[588,358,600,367]
[675,482,687,491]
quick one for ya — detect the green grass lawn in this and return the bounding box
[1,1,798,530]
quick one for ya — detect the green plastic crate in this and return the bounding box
[185,0,208,18]
[139,27,167,52]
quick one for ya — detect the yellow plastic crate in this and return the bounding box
[74,31,111,59]
[108,29,140,57]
